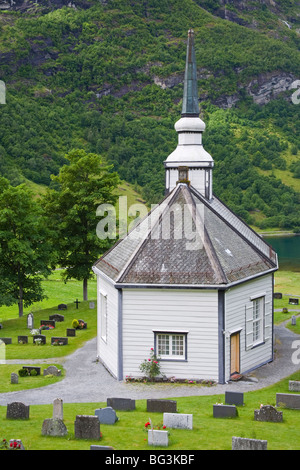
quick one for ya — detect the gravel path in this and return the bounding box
[0,321,300,406]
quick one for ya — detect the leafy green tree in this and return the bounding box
[0,178,53,316]
[43,149,119,301]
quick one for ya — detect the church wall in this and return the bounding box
[122,288,219,381]
[224,274,273,381]
[97,274,119,378]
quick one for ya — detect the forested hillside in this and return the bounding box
[0,0,299,230]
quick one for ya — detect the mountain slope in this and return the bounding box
[0,0,299,230]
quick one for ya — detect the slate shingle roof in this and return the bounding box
[93,184,277,286]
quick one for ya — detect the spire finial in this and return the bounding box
[181,29,199,117]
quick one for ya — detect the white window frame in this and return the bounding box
[100,291,107,342]
[155,332,187,361]
[252,296,264,346]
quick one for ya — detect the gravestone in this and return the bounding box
[0,338,12,344]
[276,393,300,409]
[6,402,29,420]
[49,314,64,322]
[18,336,28,344]
[274,293,282,299]
[66,328,76,337]
[289,380,300,392]
[289,298,299,305]
[90,445,114,450]
[22,366,41,376]
[254,405,283,423]
[42,419,68,437]
[213,404,237,418]
[148,430,169,447]
[27,313,34,329]
[107,397,136,411]
[89,302,95,309]
[58,304,67,310]
[225,391,244,406]
[0,339,5,364]
[163,413,193,430]
[232,437,267,451]
[33,334,46,345]
[78,319,87,329]
[53,398,63,419]
[95,407,118,424]
[10,373,18,384]
[74,415,101,440]
[51,337,68,346]
[40,320,55,328]
[9,439,25,450]
[43,365,61,377]
[147,399,177,413]
[292,316,297,326]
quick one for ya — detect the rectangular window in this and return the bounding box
[156,333,186,360]
[252,297,264,345]
[100,292,107,342]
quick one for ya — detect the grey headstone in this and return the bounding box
[107,397,135,411]
[51,337,68,345]
[27,313,34,329]
[42,418,68,436]
[163,413,193,430]
[254,405,283,422]
[225,391,244,406]
[276,393,300,409]
[289,380,300,392]
[213,404,237,418]
[43,366,61,377]
[95,407,118,424]
[0,338,12,344]
[49,314,64,322]
[232,436,267,450]
[6,402,29,420]
[9,439,25,450]
[147,399,177,413]
[53,398,63,420]
[74,415,101,440]
[148,429,169,447]
[90,445,114,450]
[89,302,95,309]
[10,373,18,384]
[291,315,297,326]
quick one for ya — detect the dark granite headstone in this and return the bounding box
[147,399,177,413]
[66,328,76,337]
[22,366,41,376]
[107,397,135,411]
[18,336,28,344]
[51,337,68,346]
[49,314,64,322]
[6,402,29,420]
[74,415,100,440]
[213,404,237,418]
[225,391,244,406]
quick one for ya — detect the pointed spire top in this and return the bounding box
[181,29,199,117]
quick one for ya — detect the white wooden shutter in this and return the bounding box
[245,303,254,351]
[264,299,272,341]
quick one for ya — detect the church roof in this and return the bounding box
[93,183,277,287]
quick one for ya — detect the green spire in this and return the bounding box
[181,29,199,117]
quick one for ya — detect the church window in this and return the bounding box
[156,333,186,360]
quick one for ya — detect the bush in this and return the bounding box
[139,348,161,380]
[18,369,28,377]
[72,319,79,329]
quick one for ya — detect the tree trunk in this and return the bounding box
[83,278,88,301]
[18,284,23,317]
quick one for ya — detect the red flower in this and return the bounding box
[163,425,166,429]
[145,422,150,427]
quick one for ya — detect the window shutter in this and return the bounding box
[245,303,253,350]
[264,299,272,341]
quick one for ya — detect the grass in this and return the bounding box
[1,371,300,450]
[0,364,65,393]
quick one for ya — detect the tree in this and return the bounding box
[0,178,53,316]
[43,149,120,301]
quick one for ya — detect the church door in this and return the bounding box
[230,332,240,376]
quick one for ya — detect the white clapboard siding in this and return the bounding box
[97,274,119,378]
[224,274,273,381]
[122,289,219,380]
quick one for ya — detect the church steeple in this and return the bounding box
[164,30,214,199]
[181,29,199,118]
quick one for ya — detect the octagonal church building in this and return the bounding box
[92,30,278,384]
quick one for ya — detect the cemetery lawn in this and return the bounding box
[0,299,97,360]
[0,364,65,393]
[0,371,300,450]
[273,270,300,325]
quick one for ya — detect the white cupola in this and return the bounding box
[164,29,214,199]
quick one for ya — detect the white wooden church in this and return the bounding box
[92,30,278,384]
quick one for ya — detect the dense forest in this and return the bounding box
[0,0,300,230]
